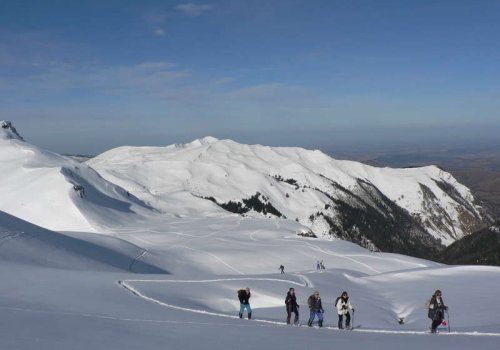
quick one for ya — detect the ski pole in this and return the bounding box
[351,309,355,330]
[446,309,450,333]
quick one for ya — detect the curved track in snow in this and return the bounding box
[117,279,500,337]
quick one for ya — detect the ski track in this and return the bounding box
[118,280,288,325]
[98,218,424,278]
[95,217,425,276]
[281,238,428,272]
[168,219,242,249]
[117,281,500,337]
[279,238,382,274]
[292,274,314,288]
[123,277,307,285]
[128,235,155,246]
[129,248,148,271]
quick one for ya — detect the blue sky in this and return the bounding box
[1,0,499,154]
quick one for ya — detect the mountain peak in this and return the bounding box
[191,136,219,146]
[173,136,220,149]
[0,121,24,141]
[199,136,219,143]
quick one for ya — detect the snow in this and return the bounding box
[0,125,155,232]
[1,123,499,349]
[1,209,499,349]
[87,137,484,245]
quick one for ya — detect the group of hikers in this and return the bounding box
[238,288,448,333]
[237,288,355,329]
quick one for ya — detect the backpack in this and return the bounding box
[424,298,431,310]
[335,297,341,308]
[308,295,315,308]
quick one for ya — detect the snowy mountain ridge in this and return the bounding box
[88,136,489,258]
[0,122,153,232]
[0,121,489,257]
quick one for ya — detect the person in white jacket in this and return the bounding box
[335,291,354,329]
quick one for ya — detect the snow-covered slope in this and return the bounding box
[0,210,166,273]
[1,209,499,350]
[0,121,153,232]
[1,122,498,349]
[88,137,487,256]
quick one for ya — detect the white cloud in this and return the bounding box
[175,3,214,16]
[154,28,166,36]
[142,11,168,36]
[0,61,189,98]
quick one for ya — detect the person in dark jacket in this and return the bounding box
[285,287,299,325]
[307,291,324,327]
[428,289,448,333]
[237,288,252,319]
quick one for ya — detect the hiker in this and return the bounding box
[237,288,252,319]
[427,289,448,333]
[335,291,354,329]
[279,265,285,274]
[285,287,299,325]
[307,291,324,327]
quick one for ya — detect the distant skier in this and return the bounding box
[237,288,252,320]
[335,291,354,329]
[427,290,448,333]
[320,260,325,270]
[279,265,285,274]
[285,287,299,325]
[73,185,85,198]
[316,261,321,270]
[307,291,324,327]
